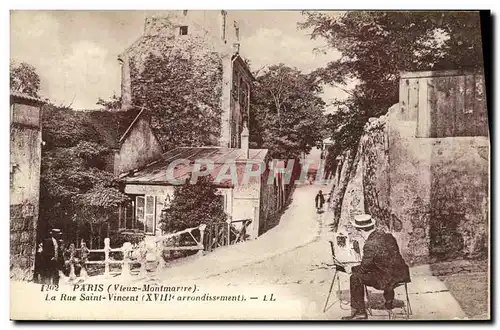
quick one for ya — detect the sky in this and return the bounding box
[10,10,347,110]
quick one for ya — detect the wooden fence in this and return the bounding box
[205,218,252,251]
[60,219,252,282]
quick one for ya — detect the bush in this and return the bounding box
[160,176,226,233]
[108,230,145,248]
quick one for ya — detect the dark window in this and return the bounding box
[179,26,188,36]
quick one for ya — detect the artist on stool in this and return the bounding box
[342,214,410,320]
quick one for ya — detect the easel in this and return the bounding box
[323,237,362,313]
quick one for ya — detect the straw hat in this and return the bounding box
[352,214,376,229]
[50,228,62,236]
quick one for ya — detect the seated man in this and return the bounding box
[342,214,410,320]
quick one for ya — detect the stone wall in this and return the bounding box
[258,167,281,235]
[338,141,365,230]
[331,102,489,264]
[387,103,489,263]
[114,115,163,176]
[328,148,355,231]
[10,101,42,281]
[232,180,260,239]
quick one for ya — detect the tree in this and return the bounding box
[160,176,226,233]
[250,63,327,159]
[96,93,121,111]
[299,11,485,152]
[40,105,130,247]
[10,61,41,97]
[130,40,223,151]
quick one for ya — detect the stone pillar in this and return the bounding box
[121,242,132,279]
[10,96,44,281]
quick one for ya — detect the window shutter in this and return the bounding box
[145,195,156,234]
[136,196,145,231]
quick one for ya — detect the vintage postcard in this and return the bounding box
[9,10,490,320]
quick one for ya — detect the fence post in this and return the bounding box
[208,225,213,252]
[139,242,147,277]
[198,224,207,255]
[104,238,110,278]
[121,242,131,279]
[66,243,75,281]
[156,240,167,271]
[69,263,76,281]
[226,217,232,246]
[80,240,89,280]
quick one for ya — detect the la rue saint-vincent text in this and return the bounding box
[42,283,199,302]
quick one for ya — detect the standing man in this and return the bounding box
[41,228,61,285]
[315,190,325,212]
[33,241,44,283]
[342,214,411,320]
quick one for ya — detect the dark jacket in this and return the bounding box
[315,193,325,208]
[356,230,411,289]
[41,237,59,267]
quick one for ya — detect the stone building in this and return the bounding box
[113,11,287,240]
[110,108,164,176]
[10,92,45,280]
[118,134,275,239]
[334,70,489,263]
[118,10,253,149]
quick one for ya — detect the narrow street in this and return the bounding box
[144,182,470,320]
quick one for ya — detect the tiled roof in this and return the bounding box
[85,108,142,148]
[10,91,45,104]
[121,146,269,187]
[42,106,142,149]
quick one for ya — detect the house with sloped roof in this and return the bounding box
[42,105,164,178]
[117,128,286,240]
[112,11,292,240]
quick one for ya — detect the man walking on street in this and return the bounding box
[315,190,326,212]
[342,214,411,320]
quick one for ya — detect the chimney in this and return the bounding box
[220,10,227,44]
[118,53,132,110]
[241,121,249,158]
[232,42,240,55]
[232,20,240,54]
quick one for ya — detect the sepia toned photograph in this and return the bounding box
[9,9,490,320]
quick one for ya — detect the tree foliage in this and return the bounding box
[40,105,129,242]
[10,61,41,97]
[130,40,223,151]
[299,11,484,153]
[160,176,226,233]
[96,93,121,111]
[250,63,327,159]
